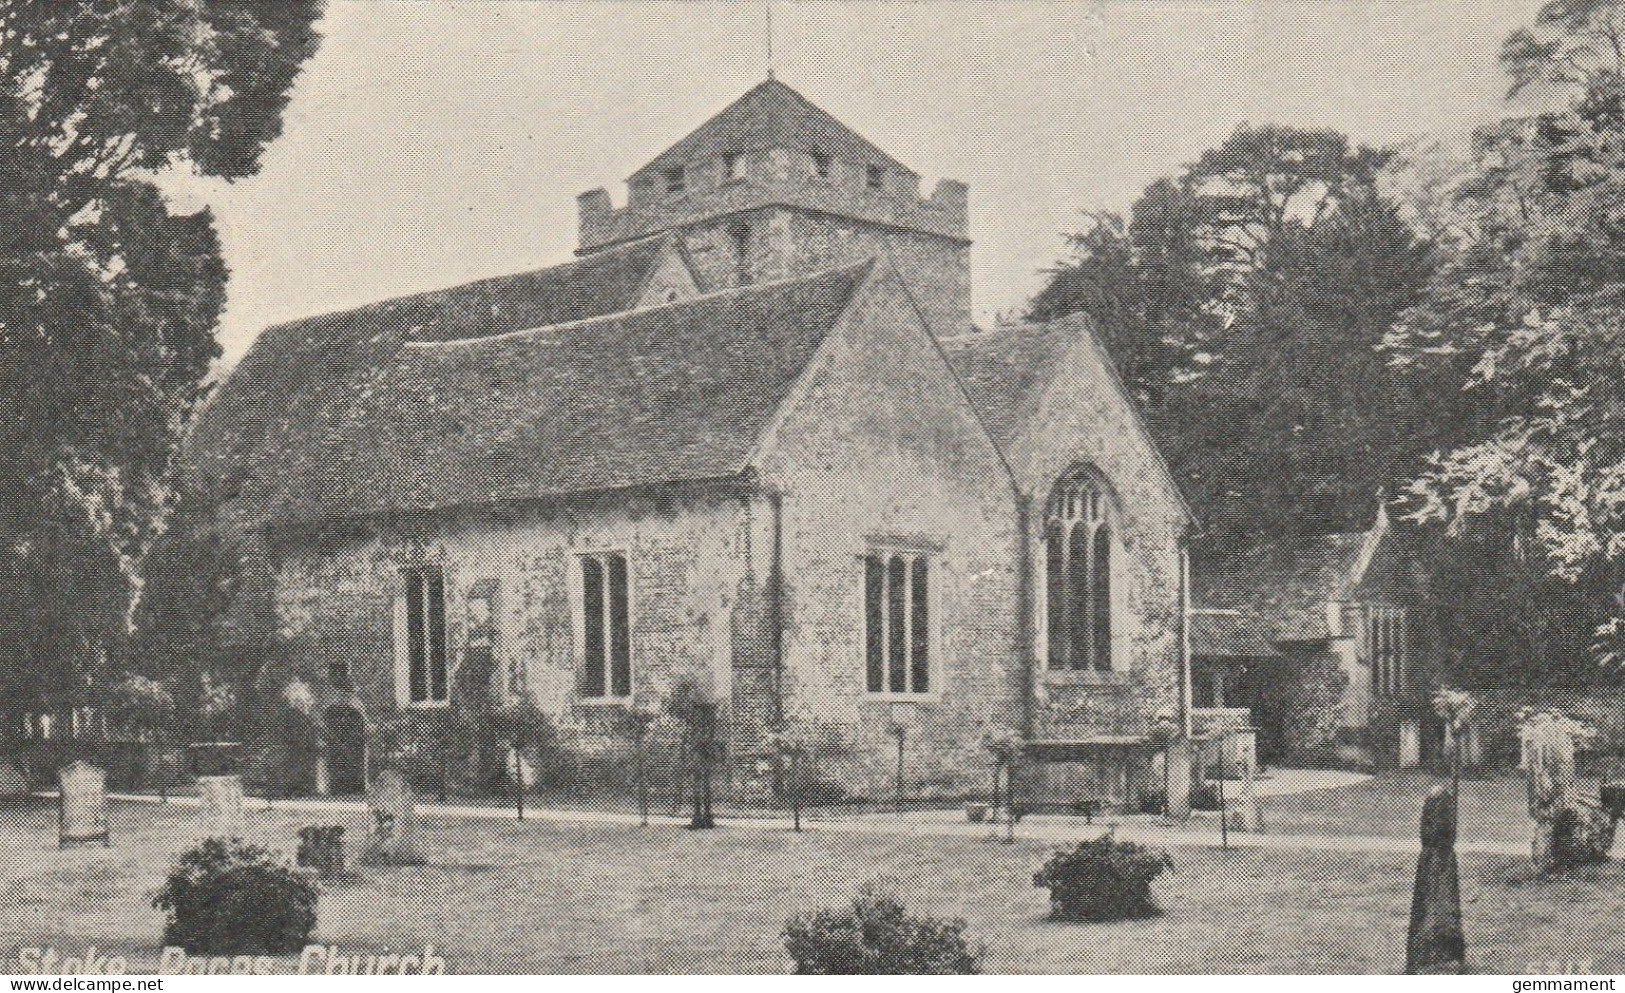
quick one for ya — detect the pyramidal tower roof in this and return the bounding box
[630,78,913,181]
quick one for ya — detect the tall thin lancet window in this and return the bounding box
[865,556,885,692]
[910,557,930,693]
[864,548,933,696]
[579,552,632,699]
[887,555,907,693]
[1092,522,1112,666]
[1045,471,1114,672]
[398,566,449,706]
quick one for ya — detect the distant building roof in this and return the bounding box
[1190,610,1282,659]
[188,258,874,529]
[1194,522,1405,644]
[632,78,912,181]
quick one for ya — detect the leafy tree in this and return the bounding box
[0,1,324,736]
[1034,125,1439,550]
[1385,0,1625,676]
[666,678,726,829]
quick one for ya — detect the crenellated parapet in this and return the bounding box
[578,171,969,254]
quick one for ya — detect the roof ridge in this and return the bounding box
[630,79,909,181]
[402,259,876,349]
[254,235,674,338]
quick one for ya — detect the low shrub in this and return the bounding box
[783,885,982,974]
[1033,834,1173,922]
[153,838,319,954]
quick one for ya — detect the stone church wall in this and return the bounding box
[270,487,762,744]
[1005,324,1186,743]
[754,270,1025,799]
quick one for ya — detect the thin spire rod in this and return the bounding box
[765,0,775,80]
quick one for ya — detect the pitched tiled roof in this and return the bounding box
[942,319,1194,525]
[189,236,681,485]
[190,261,873,528]
[941,322,1075,452]
[1194,534,1370,643]
[1190,610,1281,659]
[633,79,911,181]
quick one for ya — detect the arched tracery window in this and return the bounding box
[1045,471,1113,671]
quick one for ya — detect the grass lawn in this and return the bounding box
[2,796,1623,974]
[1258,771,1533,845]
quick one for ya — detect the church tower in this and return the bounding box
[577,79,971,336]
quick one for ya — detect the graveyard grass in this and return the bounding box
[2,792,1624,974]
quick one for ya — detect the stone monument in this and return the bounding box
[361,769,422,865]
[297,825,347,879]
[58,761,109,848]
[1525,712,1614,871]
[197,774,246,839]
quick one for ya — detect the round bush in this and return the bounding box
[783,885,981,974]
[1033,835,1173,922]
[153,838,319,954]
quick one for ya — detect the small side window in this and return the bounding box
[724,152,745,180]
[664,165,686,193]
[812,152,832,179]
[866,164,884,189]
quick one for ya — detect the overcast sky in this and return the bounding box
[175,1,1541,365]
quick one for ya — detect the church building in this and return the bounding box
[189,79,1193,800]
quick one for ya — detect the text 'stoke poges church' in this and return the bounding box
[189,79,1194,803]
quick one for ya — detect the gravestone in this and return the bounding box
[1226,731,1264,833]
[1398,721,1422,769]
[1525,715,1614,871]
[1165,738,1193,820]
[1406,786,1465,974]
[197,775,246,839]
[0,758,29,796]
[58,762,109,848]
[296,825,347,879]
[361,769,422,864]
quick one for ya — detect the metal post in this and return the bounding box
[790,752,802,833]
[894,731,906,815]
[636,737,649,827]
[512,744,524,822]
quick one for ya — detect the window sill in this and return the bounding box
[864,693,942,705]
[403,700,451,710]
[575,696,634,708]
[1044,669,1131,687]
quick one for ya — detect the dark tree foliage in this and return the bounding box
[0,1,324,734]
[1387,0,1625,678]
[1033,125,1440,552]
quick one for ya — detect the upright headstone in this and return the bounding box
[1406,786,1465,974]
[1228,731,1264,833]
[0,758,30,796]
[57,762,109,848]
[1398,721,1422,769]
[1525,714,1613,870]
[197,775,246,839]
[1165,738,1193,820]
[361,769,421,864]
[297,825,347,879]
